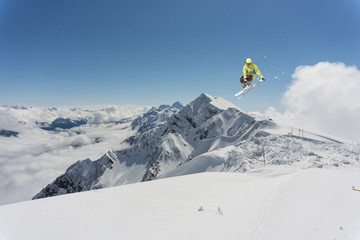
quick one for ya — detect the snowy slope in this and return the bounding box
[1,168,360,240]
[161,131,359,179]
[32,93,360,200]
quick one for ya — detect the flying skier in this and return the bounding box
[240,58,265,88]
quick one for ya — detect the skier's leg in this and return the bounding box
[246,75,253,86]
[240,76,246,88]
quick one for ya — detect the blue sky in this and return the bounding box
[1,0,359,112]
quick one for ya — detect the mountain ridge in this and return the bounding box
[33,93,359,200]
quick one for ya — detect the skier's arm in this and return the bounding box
[242,65,247,78]
[255,65,264,79]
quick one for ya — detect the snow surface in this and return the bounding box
[1,168,360,240]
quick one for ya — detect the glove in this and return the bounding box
[261,78,265,81]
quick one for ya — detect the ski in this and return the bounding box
[234,79,264,99]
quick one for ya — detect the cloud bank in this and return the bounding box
[0,105,150,205]
[266,62,360,142]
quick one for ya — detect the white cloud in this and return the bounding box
[0,105,149,205]
[266,62,360,142]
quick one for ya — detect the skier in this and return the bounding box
[240,58,265,88]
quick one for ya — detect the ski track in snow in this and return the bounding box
[250,176,290,240]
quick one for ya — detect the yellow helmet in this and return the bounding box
[245,58,252,64]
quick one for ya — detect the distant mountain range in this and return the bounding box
[0,129,19,137]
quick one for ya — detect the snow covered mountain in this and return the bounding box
[33,93,359,200]
[131,101,185,133]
